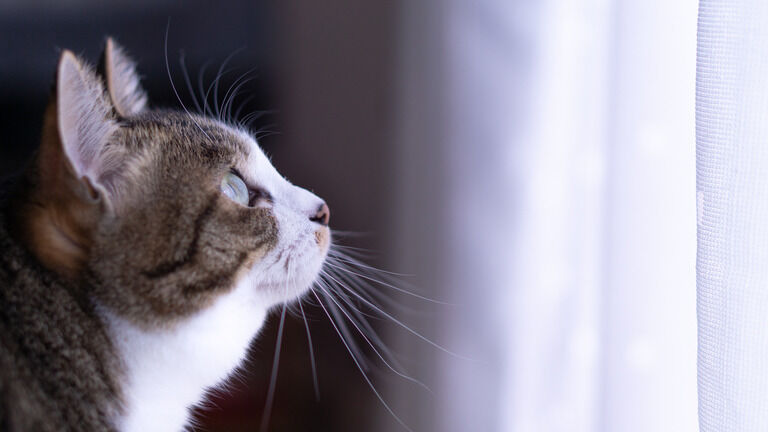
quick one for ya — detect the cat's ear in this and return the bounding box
[20,51,121,278]
[56,50,120,186]
[101,37,148,117]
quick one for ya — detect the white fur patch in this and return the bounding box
[106,274,267,432]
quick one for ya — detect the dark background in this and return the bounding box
[0,1,401,431]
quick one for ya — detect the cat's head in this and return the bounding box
[16,39,330,327]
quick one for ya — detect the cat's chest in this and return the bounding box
[104,282,268,432]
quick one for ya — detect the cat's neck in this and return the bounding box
[102,274,268,432]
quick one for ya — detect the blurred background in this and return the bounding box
[0,0,698,431]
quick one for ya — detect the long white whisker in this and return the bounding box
[327,244,378,260]
[164,21,210,140]
[252,126,280,140]
[212,47,245,119]
[324,266,424,316]
[321,270,470,360]
[317,285,432,393]
[320,276,405,368]
[311,289,413,432]
[240,110,273,131]
[328,259,431,306]
[178,50,202,114]
[331,244,376,252]
[329,230,374,238]
[324,261,450,304]
[297,299,320,401]
[197,60,212,116]
[315,279,370,372]
[259,303,286,432]
[233,94,257,125]
[327,250,414,277]
[221,69,258,123]
[259,258,295,432]
[319,271,382,319]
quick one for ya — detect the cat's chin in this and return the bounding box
[256,264,326,306]
[251,240,330,306]
[256,280,318,307]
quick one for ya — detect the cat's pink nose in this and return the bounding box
[310,203,330,226]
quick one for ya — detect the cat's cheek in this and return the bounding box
[298,227,331,288]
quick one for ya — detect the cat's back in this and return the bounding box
[0,203,121,431]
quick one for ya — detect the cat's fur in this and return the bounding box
[0,39,330,431]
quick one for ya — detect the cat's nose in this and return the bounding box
[310,203,330,226]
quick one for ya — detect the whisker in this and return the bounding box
[239,109,275,128]
[253,127,280,141]
[325,261,450,304]
[298,299,321,401]
[327,250,414,277]
[321,268,386,315]
[317,285,432,394]
[315,278,370,372]
[322,270,416,369]
[310,289,413,432]
[258,303,287,432]
[239,111,261,129]
[178,50,202,114]
[328,244,379,260]
[320,270,380,314]
[202,49,239,118]
[197,60,212,116]
[232,94,257,126]
[221,68,258,123]
[328,230,375,238]
[259,257,297,432]
[164,20,210,140]
[329,285,397,356]
[321,271,470,360]
[331,244,377,253]
[212,47,246,119]
[333,290,407,369]
[323,267,423,317]
[324,258,434,316]
[285,303,304,319]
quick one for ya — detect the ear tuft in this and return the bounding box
[57,50,119,184]
[103,38,148,117]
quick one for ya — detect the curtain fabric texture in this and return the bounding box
[696,1,768,430]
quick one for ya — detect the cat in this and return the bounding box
[0,38,331,431]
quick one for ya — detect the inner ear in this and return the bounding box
[102,37,148,117]
[57,50,118,182]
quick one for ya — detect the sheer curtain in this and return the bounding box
[696,1,768,430]
[390,0,699,431]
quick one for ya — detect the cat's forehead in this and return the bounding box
[119,110,251,158]
[112,109,285,195]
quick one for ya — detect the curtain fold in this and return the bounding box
[696,1,768,430]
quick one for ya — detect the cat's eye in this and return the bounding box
[221,172,249,206]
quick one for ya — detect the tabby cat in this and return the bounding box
[0,38,331,431]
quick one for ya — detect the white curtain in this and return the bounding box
[696,1,768,430]
[391,0,699,431]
